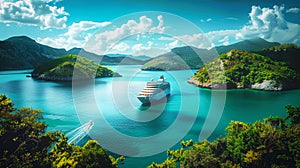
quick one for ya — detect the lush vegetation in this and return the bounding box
[0,94,124,167]
[32,54,119,81]
[192,50,299,89]
[149,105,300,168]
[258,44,300,73]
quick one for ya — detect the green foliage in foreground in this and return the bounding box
[0,94,123,167]
[149,105,300,168]
[193,49,299,88]
[32,54,118,79]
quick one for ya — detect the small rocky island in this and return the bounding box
[31,54,121,81]
[188,49,300,91]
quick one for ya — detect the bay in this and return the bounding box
[0,65,299,168]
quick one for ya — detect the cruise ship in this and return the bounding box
[137,75,170,105]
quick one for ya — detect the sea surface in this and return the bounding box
[0,65,299,167]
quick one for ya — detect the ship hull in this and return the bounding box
[137,88,170,105]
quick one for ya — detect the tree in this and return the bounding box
[285,105,300,125]
[150,105,300,168]
[51,138,115,168]
[0,94,61,167]
[0,94,119,167]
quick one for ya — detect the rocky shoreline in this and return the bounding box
[31,73,122,81]
[187,77,298,91]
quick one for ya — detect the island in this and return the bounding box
[188,49,300,91]
[31,54,121,81]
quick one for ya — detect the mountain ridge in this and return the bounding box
[0,36,147,70]
[0,36,289,70]
[141,37,281,71]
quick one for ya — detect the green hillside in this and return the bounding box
[141,38,280,71]
[257,44,300,73]
[31,54,119,81]
[215,37,280,54]
[141,46,215,70]
[190,50,299,90]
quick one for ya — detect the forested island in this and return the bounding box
[31,54,121,81]
[189,48,300,91]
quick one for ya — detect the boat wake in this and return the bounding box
[66,120,94,145]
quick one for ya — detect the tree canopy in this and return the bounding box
[31,54,120,81]
[192,50,299,90]
[149,105,300,168]
[0,94,122,167]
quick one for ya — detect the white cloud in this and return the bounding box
[226,17,239,21]
[65,21,111,41]
[241,5,299,43]
[171,5,300,49]
[37,20,111,50]
[36,5,300,57]
[286,7,300,13]
[131,41,167,56]
[167,40,179,49]
[111,42,130,52]
[158,36,174,41]
[0,0,69,29]
[218,36,229,46]
[132,41,153,51]
[87,15,166,55]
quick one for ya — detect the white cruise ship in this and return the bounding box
[137,75,170,105]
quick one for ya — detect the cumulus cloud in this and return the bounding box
[37,20,111,50]
[0,0,69,29]
[286,7,300,13]
[86,15,166,55]
[130,41,167,56]
[167,40,179,49]
[111,42,130,52]
[158,36,174,41]
[241,5,299,43]
[37,5,300,56]
[171,5,300,49]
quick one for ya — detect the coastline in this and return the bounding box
[187,77,299,91]
[31,73,122,82]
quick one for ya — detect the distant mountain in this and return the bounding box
[31,54,120,81]
[0,36,147,70]
[141,38,281,71]
[215,37,281,54]
[0,36,66,70]
[67,49,148,65]
[141,46,216,71]
[106,54,151,61]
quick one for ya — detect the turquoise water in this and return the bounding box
[0,66,299,167]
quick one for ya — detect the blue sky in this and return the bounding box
[0,0,299,56]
